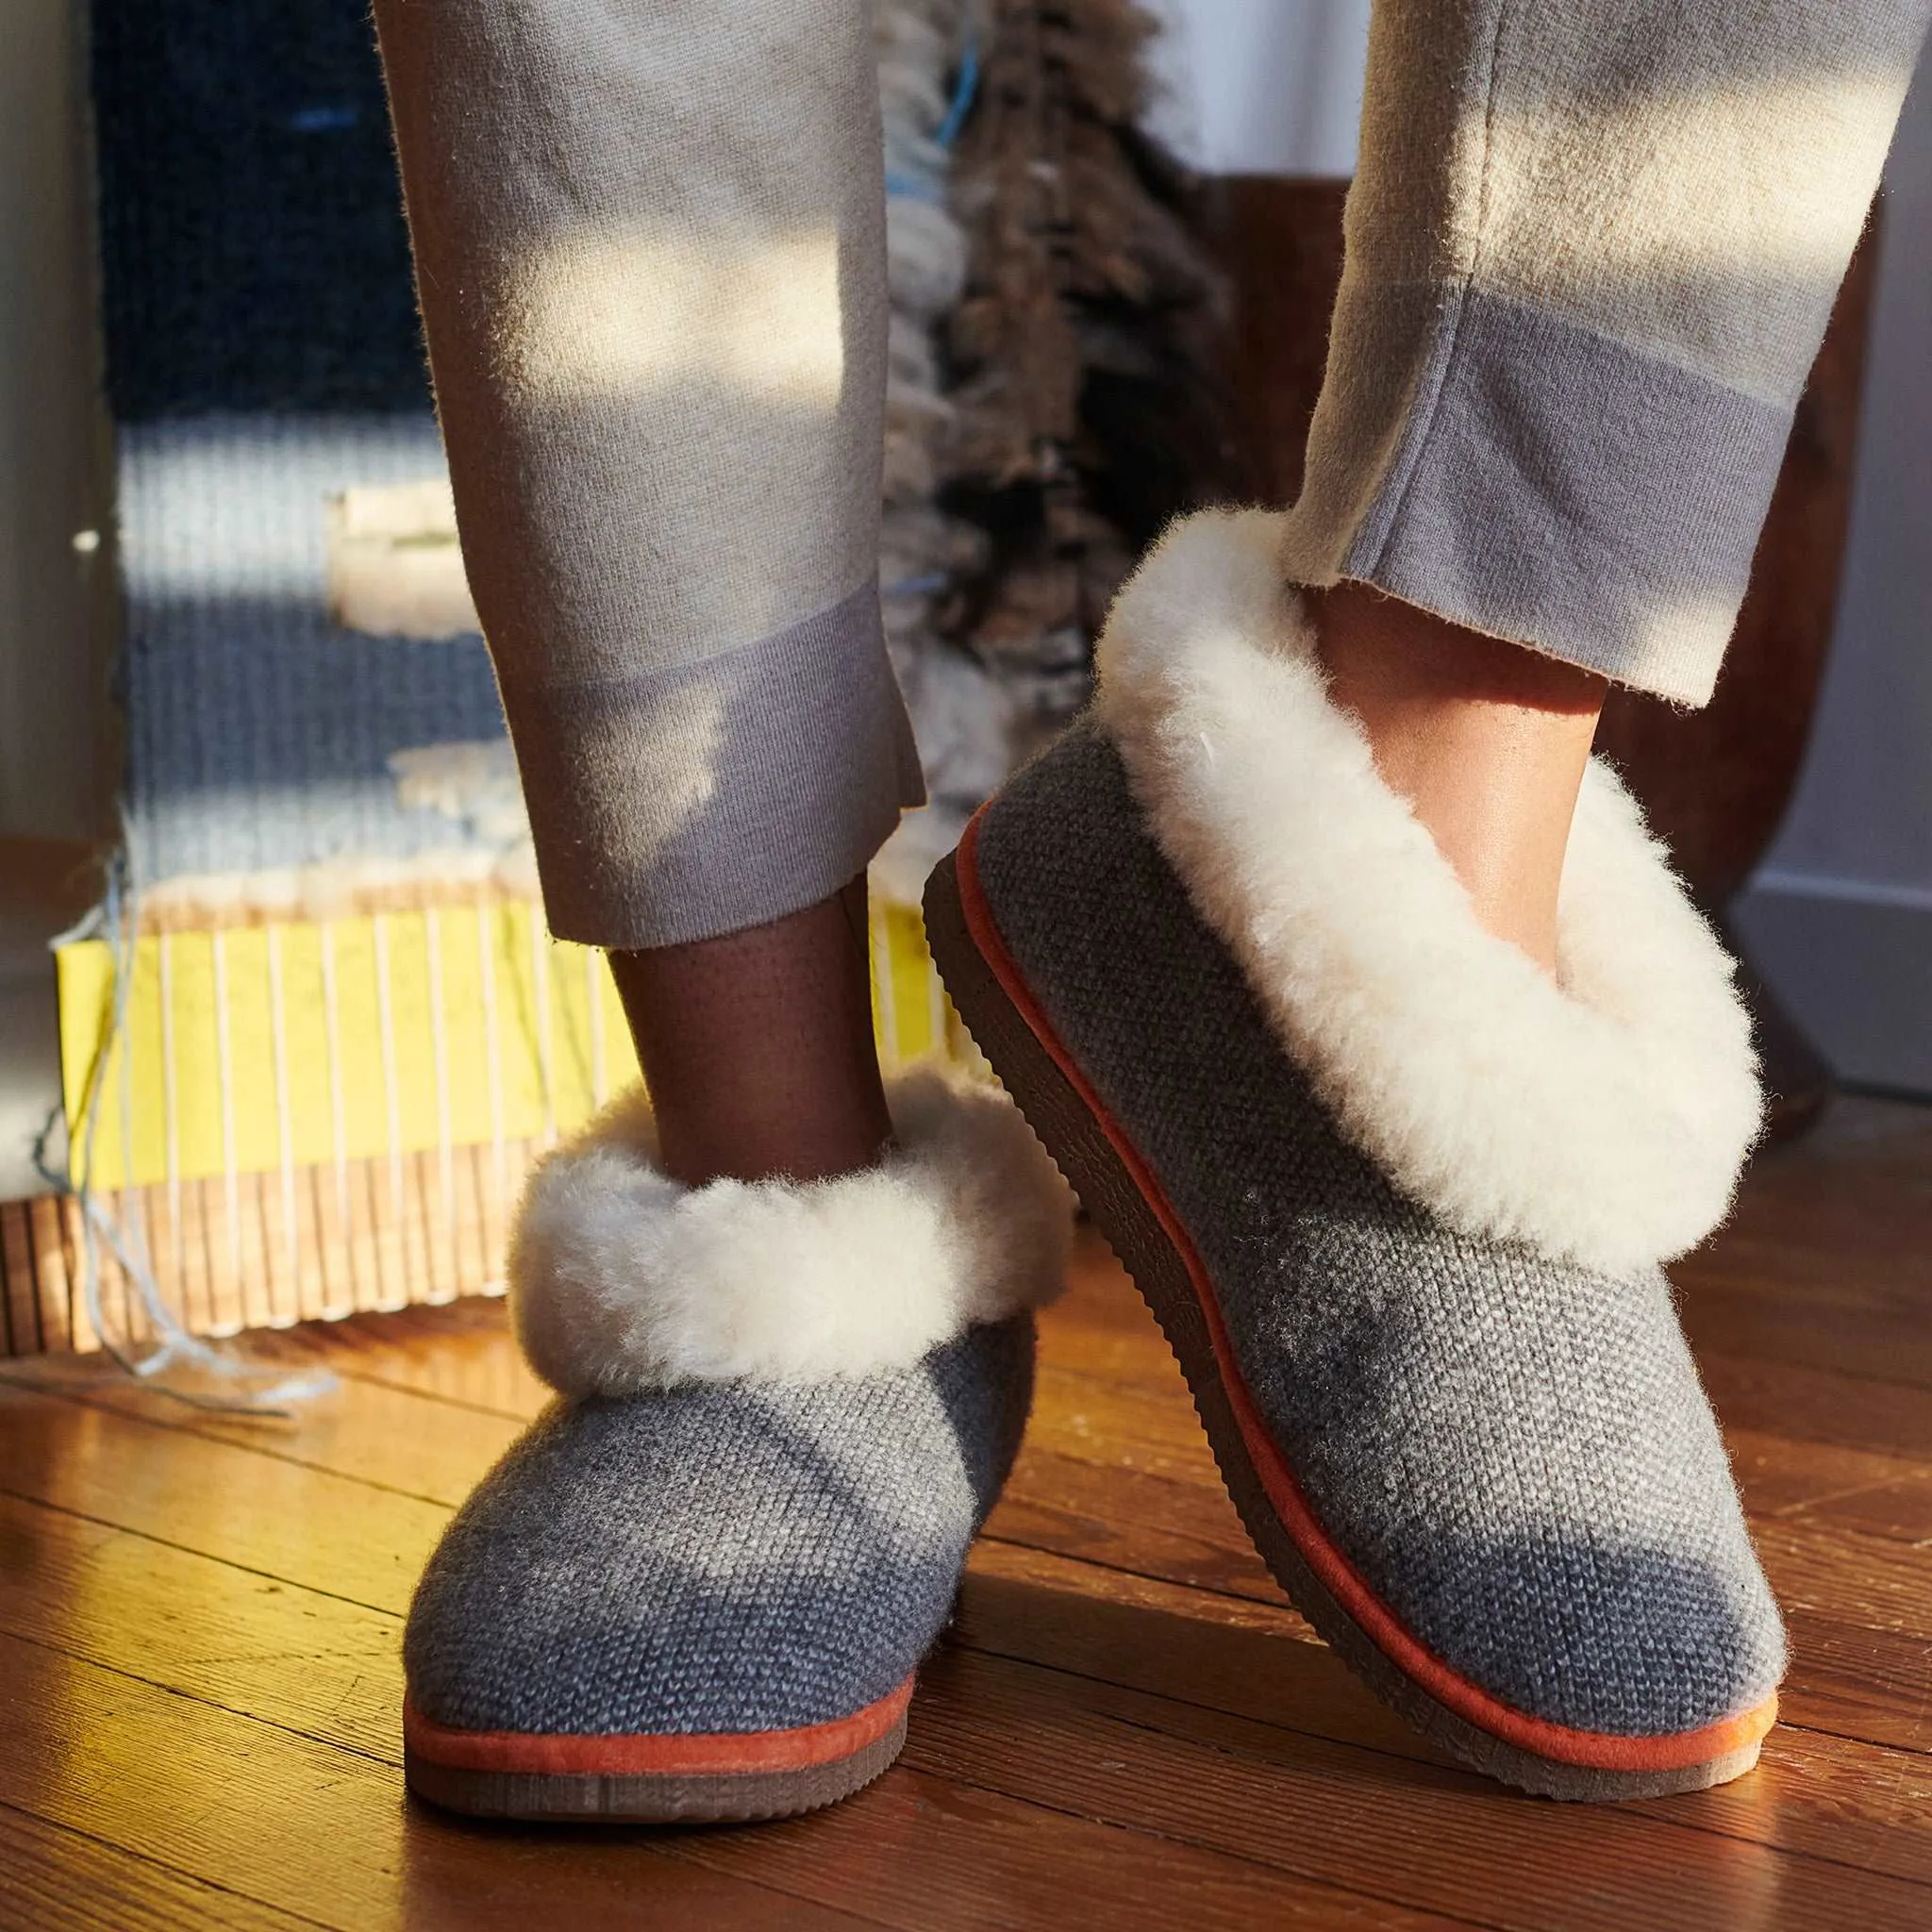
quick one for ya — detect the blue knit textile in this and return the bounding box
[118,414,507,891]
[91,0,427,418]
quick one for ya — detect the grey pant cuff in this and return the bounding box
[1279,284,1793,706]
[501,579,925,949]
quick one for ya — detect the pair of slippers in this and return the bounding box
[403,512,1784,1821]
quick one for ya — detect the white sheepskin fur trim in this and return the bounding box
[509,1068,1073,1396]
[1093,508,1762,1275]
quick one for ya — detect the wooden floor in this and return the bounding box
[3,1098,1931,1929]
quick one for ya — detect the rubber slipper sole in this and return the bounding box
[403,1676,912,1824]
[926,823,1776,1802]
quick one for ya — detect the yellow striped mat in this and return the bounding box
[58,897,974,1192]
[8,896,979,1357]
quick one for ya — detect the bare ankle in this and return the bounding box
[608,877,892,1188]
[1310,584,1607,974]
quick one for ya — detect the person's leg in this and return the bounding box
[1311,588,1605,970]
[1287,2,1930,967]
[373,0,919,1183]
[609,878,889,1186]
[924,3,1931,1800]
[375,4,1072,1829]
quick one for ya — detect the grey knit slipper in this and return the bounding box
[924,509,1786,1802]
[403,1069,1070,1824]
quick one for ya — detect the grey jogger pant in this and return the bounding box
[372,1,1929,951]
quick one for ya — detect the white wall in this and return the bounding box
[0,0,114,1198]
[1751,61,1932,897]
[1734,60,1932,1092]
[1143,0,1370,178]
[1147,7,1932,1092]
[0,0,111,844]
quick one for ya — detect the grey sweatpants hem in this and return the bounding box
[1278,284,1791,707]
[1275,0,1929,708]
[502,578,925,950]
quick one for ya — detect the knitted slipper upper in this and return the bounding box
[405,1318,1036,1736]
[964,512,1785,1740]
[406,1072,1066,1737]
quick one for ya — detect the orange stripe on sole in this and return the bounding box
[404,1675,915,1779]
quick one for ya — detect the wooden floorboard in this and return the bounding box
[0,1633,884,1932]
[0,1805,327,1932]
[1,1095,1928,1927]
